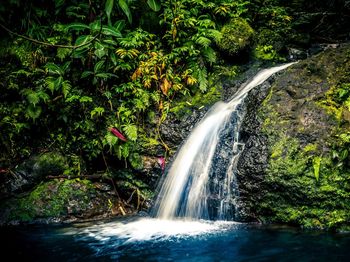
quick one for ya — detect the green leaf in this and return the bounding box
[105,0,114,26]
[195,36,211,48]
[95,73,117,79]
[193,66,208,92]
[103,39,118,46]
[122,124,138,141]
[65,23,90,32]
[129,153,143,169]
[121,143,130,158]
[81,71,94,78]
[90,107,105,118]
[26,105,42,120]
[75,35,93,47]
[62,80,71,98]
[89,20,102,31]
[54,76,63,90]
[45,62,63,75]
[45,77,56,93]
[313,156,321,181]
[114,20,126,31]
[94,60,105,73]
[105,132,118,149]
[202,47,217,63]
[94,44,106,58]
[37,90,50,102]
[118,0,132,24]
[25,90,40,106]
[57,48,72,61]
[102,26,122,37]
[65,95,80,103]
[79,96,93,103]
[147,0,161,12]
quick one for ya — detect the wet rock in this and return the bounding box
[160,109,207,149]
[0,152,67,199]
[236,44,350,229]
[288,47,308,60]
[0,179,119,225]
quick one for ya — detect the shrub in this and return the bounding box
[216,18,254,56]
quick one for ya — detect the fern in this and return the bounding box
[90,107,105,118]
[117,143,130,159]
[207,29,222,42]
[122,124,138,141]
[196,36,211,48]
[45,62,63,75]
[57,48,72,61]
[62,80,71,98]
[129,152,143,169]
[26,105,42,120]
[104,132,118,150]
[190,63,208,92]
[313,156,321,182]
[23,89,40,106]
[202,47,217,63]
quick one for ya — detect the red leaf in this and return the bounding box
[157,157,166,172]
[109,127,127,142]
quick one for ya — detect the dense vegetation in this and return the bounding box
[0,0,301,173]
[1,0,350,227]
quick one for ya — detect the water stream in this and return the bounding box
[153,62,296,220]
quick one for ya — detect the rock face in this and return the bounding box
[236,44,350,231]
[0,152,135,225]
[0,178,118,225]
[0,152,68,199]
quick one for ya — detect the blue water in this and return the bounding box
[1,217,350,261]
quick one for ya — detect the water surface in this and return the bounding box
[1,217,350,261]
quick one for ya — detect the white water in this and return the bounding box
[72,218,238,243]
[153,63,296,221]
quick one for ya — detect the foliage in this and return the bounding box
[254,44,285,62]
[0,0,264,173]
[216,17,254,56]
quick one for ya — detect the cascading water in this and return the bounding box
[153,62,296,221]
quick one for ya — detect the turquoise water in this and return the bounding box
[1,217,350,261]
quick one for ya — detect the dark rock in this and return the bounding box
[288,47,308,61]
[160,109,207,149]
[0,152,67,199]
[236,43,350,230]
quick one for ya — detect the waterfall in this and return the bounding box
[153,62,296,221]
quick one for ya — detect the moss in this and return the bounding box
[216,18,254,56]
[254,47,350,230]
[259,119,350,230]
[8,179,97,222]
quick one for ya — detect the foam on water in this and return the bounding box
[67,218,240,244]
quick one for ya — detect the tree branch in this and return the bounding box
[0,19,102,49]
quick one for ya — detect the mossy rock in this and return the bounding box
[238,44,350,231]
[258,45,350,231]
[1,179,113,224]
[0,152,69,199]
[216,18,254,56]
